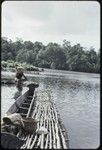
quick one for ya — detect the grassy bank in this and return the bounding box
[1,60,42,72]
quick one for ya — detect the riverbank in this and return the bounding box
[1,60,100,74]
[1,70,40,84]
[1,69,100,85]
[1,60,44,72]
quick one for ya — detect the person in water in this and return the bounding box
[15,67,28,92]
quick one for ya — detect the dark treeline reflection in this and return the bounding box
[1,37,100,73]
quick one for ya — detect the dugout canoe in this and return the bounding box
[1,82,69,149]
[1,78,15,84]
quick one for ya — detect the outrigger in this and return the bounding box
[1,82,69,149]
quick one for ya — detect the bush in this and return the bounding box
[1,61,8,68]
[7,63,14,68]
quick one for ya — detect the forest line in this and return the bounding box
[1,37,100,73]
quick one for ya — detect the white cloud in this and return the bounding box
[2,1,100,51]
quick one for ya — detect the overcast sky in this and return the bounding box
[2,1,100,51]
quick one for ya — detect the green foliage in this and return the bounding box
[1,37,100,73]
[1,61,8,68]
[1,60,39,72]
[42,43,66,69]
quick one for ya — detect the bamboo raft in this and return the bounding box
[1,82,69,149]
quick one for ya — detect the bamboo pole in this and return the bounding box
[27,134,34,148]
[25,103,38,148]
[59,125,67,149]
[26,103,40,148]
[29,103,39,149]
[40,105,47,149]
[31,103,39,118]
[55,123,61,149]
[44,119,49,149]
[49,107,52,149]
[40,133,44,149]
[26,93,35,117]
[36,106,44,148]
[51,105,58,149]
[52,104,61,149]
[25,93,40,148]
[23,134,30,149]
[51,118,56,149]
[19,91,36,149]
[44,106,49,149]
[30,135,38,149]
[36,135,42,148]
[21,90,68,149]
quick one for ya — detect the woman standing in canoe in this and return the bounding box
[15,67,28,92]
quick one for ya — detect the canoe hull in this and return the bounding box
[6,91,29,115]
[2,89,69,149]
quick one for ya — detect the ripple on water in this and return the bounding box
[1,70,100,149]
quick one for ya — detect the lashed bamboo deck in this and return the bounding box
[2,81,69,149]
[16,90,69,149]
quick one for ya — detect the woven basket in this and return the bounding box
[22,117,38,134]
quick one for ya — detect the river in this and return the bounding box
[1,69,100,149]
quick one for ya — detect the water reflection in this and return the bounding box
[34,76,99,149]
[1,71,100,149]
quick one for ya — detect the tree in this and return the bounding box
[44,43,67,69]
[63,40,71,54]
[65,44,83,71]
[95,49,100,73]
[24,41,34,50]
[1,37,100,73]
[1,38,13,60]
[16,49,36,65]
[85,47,98,72]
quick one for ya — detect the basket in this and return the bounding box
[22,117,38,134]
[3,113,23,126]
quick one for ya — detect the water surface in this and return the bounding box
[1,69,100,149]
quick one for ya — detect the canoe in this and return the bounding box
[1,78,15,84]
[1,82,69,149]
